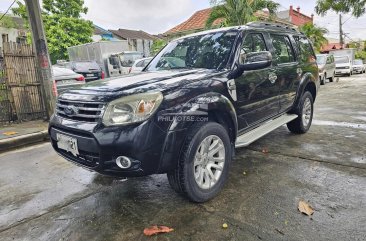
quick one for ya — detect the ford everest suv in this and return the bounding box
[49,22,319,202]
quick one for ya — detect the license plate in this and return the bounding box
[86,74,95,77]
[61,80,74,84]
[56,133,79,156]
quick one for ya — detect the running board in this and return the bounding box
[235,114,298,148]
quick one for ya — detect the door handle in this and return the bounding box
[268,72,277,84]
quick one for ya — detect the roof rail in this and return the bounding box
[246,21,299,33]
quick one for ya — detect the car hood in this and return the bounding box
[60,69,224,102]
[78,69,220,91]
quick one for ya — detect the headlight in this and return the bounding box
[103,92,163,126]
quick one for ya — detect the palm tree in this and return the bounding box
[206,0,280,28]
[299,23,329,52]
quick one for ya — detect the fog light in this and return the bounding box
[116,156,132,169]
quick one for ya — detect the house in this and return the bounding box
[0,14,27,52]
[109,29,155,57]
[165,8,224,38]
[164,7,293,38]
[276,6,314,26]
[92,25,120,42]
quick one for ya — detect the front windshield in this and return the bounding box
[353,59,363,65]
[316,55,326,65]
[146,31,237,71]
[335,56,349,64]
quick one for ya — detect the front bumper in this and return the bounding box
[49,115,177,177]
[335,69,351,75]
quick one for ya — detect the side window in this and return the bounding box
[271,35,295,64]
[136,60,145,67]
[326,56,332,64]
[295,36,316,63]
[240,33,267,63]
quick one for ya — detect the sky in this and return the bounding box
[1,0,366,41]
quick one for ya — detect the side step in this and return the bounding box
[235,114,298,148]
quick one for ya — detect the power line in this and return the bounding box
[0,0,17,22]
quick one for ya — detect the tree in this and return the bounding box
[299,23,329,52]
[151,39,167,55]
[206,0,280,28]
[316,0,366,17]
[12,0,93,63]
[0,15,17,29]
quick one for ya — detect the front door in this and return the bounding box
[234,32,280,130]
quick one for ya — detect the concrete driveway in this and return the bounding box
[1,74,365,241]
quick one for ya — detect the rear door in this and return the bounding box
[269,34,299,112]
[234,31,280,130]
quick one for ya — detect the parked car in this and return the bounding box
[49,22,319,202]
[55,61,105,82]
[52,66,85,94]
[335,56,353,76]
[352,59,366,74]
[316,54,336,85]
[129,57,153,73]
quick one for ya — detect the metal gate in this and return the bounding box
[1,42,46,123]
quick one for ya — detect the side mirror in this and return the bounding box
[228,51,272,79]
[242,51,272,71]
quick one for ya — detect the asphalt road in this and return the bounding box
[1,74,365,241]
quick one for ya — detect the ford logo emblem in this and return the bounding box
[64,106,79,116]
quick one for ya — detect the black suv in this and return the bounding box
[49,22,319,202]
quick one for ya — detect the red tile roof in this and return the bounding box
[321,43,344,52]
[165,8,223,35]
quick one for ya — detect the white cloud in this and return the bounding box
[83,0,202,34]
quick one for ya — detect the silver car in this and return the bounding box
[352,59,366,74]
[52,66,86,94]
[316,54,336,85]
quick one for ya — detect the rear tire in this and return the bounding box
[167,122,232,202]
[287,91,314,134]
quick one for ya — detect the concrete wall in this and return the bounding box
[0,27,20,50]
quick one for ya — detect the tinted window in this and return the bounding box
[146,31,237,70]
[295,36,316,63]
[240,33,267,63]
[135,60,145,67]
[271,35,295,63]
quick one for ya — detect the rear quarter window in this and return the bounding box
[294,36,316,63]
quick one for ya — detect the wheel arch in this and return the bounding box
[158,92,238,173]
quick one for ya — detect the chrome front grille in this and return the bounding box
[56,99,105,122]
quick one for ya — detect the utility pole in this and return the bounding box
[339,14,344,49]
[24,0,55,120]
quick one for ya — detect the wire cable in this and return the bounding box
[0,0,17,23]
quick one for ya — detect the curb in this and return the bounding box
[0,130,49,153]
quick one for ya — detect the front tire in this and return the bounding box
[320,76,325,85]
[329,72,334,82]
[167,122,232,202]
[287,91,314,134]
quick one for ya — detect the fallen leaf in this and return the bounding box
[2,131,18,136]
[143,226,174,236]
[222,223,228,229]
[298,200,314,216]
[243,171,246,175]
[262,148,269,154]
